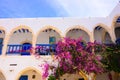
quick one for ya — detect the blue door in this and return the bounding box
[21,43,32,55]
[19,75,28,80]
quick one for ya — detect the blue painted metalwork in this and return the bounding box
[6,44,56,55]
[6,44,32,55]
[0,44,3,55]
[36,44,56,55]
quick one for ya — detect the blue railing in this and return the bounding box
[0,44,3,55]
[6,44,56,55]
[36,44,56,55]
[7,44,32,55]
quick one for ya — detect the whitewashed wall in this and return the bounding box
[0,2,120,80]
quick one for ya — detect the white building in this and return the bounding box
[0,2,120,80]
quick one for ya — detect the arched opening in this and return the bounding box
[17,69,42,80]
[103,32,112,44]
[114,16,120,40]
[37,28,61,44]
[7,26,33,55]
[0,71,6,80]
[0,29,5,55]
[115,27,120,39]
[36,27,61,55]
[66,28,90,42]
[94,26,112,44]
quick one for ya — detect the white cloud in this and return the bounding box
[48,0,119,17]
[46,0,69,16]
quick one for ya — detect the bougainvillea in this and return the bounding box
[31,37,106,80]
[54,38,105,78]
[29,37,120,80]
[42,63,50,79]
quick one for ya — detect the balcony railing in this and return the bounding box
[7,44,32,55]
[6,44,56,55]
[0,44,3,55]
[36,44,56,55]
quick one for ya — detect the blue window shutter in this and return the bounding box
[49,37,56,44]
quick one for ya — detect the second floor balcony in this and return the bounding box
[6,44,56,55]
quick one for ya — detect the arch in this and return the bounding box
[111,15,120,41]
[111,14,120,29]
[36,25,63,38]
[0,26,6,55]
[20,40,32,44]
[93,23,112,43]
[0,69,7,80]
[0,26,6,33]
[65,25,91,42]
[0,26,6,40]
[15,67,42,80]
[36,25,62,44]
[8,25,34,44]
[65,25,91,37]
[93,23,111,36]
[8,25,34,38]
[115,27,120,39]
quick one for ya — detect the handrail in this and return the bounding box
[6,44,56,55]
[36,44,56,55]
[7,44,31,55]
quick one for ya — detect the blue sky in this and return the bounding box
[0,0,119,18]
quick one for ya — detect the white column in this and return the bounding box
[2,33,10,56]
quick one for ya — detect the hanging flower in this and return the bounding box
[42,63,50,79]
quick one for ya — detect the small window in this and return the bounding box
[32,75,36,79]
[49,37,56,44]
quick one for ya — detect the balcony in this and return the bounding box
[6,44,32,55]
[36,44,56,55]
[6,44,56,55]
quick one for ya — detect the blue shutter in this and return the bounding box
[49,37,56,44]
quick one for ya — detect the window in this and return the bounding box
[49,36,56,44]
